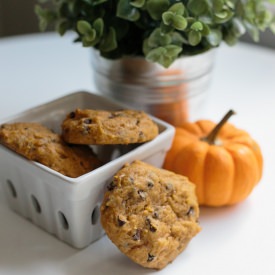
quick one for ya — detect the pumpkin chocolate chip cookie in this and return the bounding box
[0,122,102,178]
[100,160,201,270]
[61,109,159,145]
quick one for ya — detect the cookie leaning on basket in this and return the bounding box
[61,109,159,145]
[0,122,102,178]
[100,160,201,270]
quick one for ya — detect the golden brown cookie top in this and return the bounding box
[100,160,201,270]
[0,122,102,178]
[61,109,159,145]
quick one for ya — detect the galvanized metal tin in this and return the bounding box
[91,50,215,126]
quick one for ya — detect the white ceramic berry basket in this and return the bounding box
[0,91,175,249]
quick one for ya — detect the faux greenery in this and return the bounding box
[36,0,275,67]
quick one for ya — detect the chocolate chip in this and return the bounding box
[138,190,147,200]
[146,218,157,232]
[107,181,116,191]
[109,112,120,118]
[132,229,141,241]
[152,211,159,219]
[108,113,115,119]
[69,112,75,118]
[110,111,123,118]
[139,131,144,137]
[187,206,195,217]
[150,225,157,232]
[147,181,154,188]
[147,253,155,262]
[117,216,126,227]
[59,153,68,159]
[82,125,90,135]
[165,183,173,192]
[84,118,93,124]
[136,119,140,125]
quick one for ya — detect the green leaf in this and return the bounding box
[56,19,69,36]
[146,0,170,20]
[99,27,117,52]
[201,22,210,36]
[146,47,165,62]
[82,36,96,47]
[244,21,260,42]
[256,10,274,31]
[77,20,92,35]
[171,32,186,46]
[206,29,222,46]
[214,10,233,23]
[215,11,229,19]
[173,15,188,30]
[231,18,246,37]
[187,0,208,16]
[199,13,214,25]
[35,5,56,31]
[191,21,203,31]
[160,22,174,34]
[223,32,238,45]
[162,12,187,30]
[188,30,202,46]
[168,3,185,16]
[162,11,174,25]
[68,1,76,13]
[117,0,140,21]
[213,0,224,13]
[270,21,275,34]
[165,45,182,57]
[146,46,180,68]
[225,0,235,10]
[142,38,150,55]
[148,28,172,47]
[130,0,145,8]
[35,5,47,31]
[93,18,104,37]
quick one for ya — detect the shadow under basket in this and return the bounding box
[0,91,175,249]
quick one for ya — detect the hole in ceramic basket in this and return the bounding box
[58,211,69,230]
[31,194,42,213]
[6,179,17,198]
[91,205,100,225]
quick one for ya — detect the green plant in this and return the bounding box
[35,0,275,67]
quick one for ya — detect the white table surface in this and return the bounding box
[0,32,275,275]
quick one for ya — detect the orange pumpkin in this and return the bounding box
[164,110,263,206]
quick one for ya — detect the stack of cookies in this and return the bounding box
[0,108,201,270]
[0,108,159,177]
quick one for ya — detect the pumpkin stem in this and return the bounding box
[202,110,236,145]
